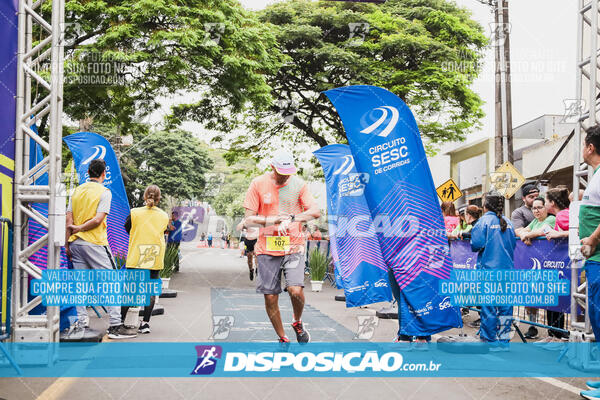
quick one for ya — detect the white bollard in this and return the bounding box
[124,306,140,328]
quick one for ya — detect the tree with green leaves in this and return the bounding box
[120,130,214,207]
[204,148,259,218]
[174,0,487,160]
[36,0,281,138]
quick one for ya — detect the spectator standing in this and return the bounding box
[122,185,169,335]
[470,193,516,350]
[538,186,571,342]
[518,196,556,339]
[167,211,182,272]
[576,126,600,399]
[65,159,135,339]
[441,201,459,234]
[511,183,540,235]
[518,197,556,245]
[310,226,322,241]
[545,186,571,240]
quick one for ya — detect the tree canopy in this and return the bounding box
[42,0,281,136]
[120,129,214,207]
[173,0,487,160]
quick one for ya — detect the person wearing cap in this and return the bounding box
[510,183,539,235]
[241,149,321,343]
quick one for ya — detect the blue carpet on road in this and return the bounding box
[210,288,356,342]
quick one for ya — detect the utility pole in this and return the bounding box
[501,0,514,164]
[493,2,504,169]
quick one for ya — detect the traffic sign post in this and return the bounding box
[436,179,463,202]
[489,161,525,199]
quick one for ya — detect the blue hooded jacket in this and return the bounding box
[470,211,516,269]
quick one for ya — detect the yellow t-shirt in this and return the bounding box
[69,181,109,246]
[126,206,169,270]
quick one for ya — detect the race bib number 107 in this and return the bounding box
[266,236,290,252]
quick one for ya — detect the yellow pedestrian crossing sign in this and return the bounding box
[436,179,463,202]
[489,161,526,199]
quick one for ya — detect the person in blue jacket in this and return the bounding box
[470,192,517,349]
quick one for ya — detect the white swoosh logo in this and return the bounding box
[81,145,107,165]
[333,155,354,175]
[360,106,399,138]
[531,258,541,270]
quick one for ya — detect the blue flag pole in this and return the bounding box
[323,85,462,336]
[314,144,392,307]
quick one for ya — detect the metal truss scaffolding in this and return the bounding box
[12,0,65,342]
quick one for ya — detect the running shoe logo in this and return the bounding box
[191,345,222,375]
[360,106,399,138]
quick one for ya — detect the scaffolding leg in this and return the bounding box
[0,342,23,375]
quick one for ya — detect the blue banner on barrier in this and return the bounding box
[324,85,462,336]
[314,144,391,307]
[63,132,131,258]
[449,238,571,313]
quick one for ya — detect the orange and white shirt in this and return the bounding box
[243,173,316,256]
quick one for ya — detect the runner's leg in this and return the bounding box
[69,243,91,326]
[142,270,160,323]
[264,294,285,337]
[283,253,306,321]
[256,255,285,338]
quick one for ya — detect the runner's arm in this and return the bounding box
[581,223,600,258]
[65,211,73,257]
[69,212,107,234]
[290,203,321,223]
[243,209,286,227]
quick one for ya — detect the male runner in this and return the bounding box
[242,149,320,343]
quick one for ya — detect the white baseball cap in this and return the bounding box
[271,148,297,175]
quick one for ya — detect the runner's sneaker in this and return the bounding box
[581,388,600,399]
[278,336,290,343]
[292,321,310,343]
[587,381,600,390]
[107,324,137,339]
[138,322,151,334]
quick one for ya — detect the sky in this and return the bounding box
[238,0,578,145]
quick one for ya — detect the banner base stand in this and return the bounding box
[59,328,104,343]
[376,303,397,319]
[436,335,488,354]
[334,295,345,302]
[160,289,177,299]
[139,304,164,316]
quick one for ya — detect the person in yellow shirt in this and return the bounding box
[120,185,169,334]
[66,159,136,339]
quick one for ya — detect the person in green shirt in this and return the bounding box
[518,197,556,246]
[448,205,482,240]
[577,126,600,399]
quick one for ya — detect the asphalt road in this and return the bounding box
[0,242,590,399]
